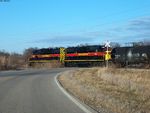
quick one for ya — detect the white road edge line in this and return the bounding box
[55,74,93,113]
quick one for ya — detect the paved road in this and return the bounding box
[0,68,90,113]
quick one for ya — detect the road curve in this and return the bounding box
[0,68,91,113]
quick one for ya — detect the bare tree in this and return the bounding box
[143,39,150,46]
[23,48,37,63]
[7,53,24,69]
[0,50,10,70]
[110,42,121,48]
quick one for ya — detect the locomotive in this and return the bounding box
[29,45,111,67]
[64,45,111,66]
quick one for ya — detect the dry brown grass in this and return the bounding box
[29,60,63,68]
[58,68,150,113]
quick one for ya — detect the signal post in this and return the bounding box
[105,41,111,68]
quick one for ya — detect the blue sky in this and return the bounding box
[0,0,150,53]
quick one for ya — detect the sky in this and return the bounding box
[0,0,150,53]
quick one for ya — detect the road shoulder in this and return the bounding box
[55,72,98,113]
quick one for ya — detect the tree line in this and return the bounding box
[0,48,36,70]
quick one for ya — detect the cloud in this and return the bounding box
[103,16,150,42]
[127,17,150,31]
[31,16,150,47]
[82,31,101,37]
[119,33,150,42]
[33,35,95,46]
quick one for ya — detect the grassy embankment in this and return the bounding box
[58,68,150,113]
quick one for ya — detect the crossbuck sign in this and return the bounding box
[105,41,111,47]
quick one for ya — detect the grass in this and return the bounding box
[29,60,63,68]
[58,68,150,113]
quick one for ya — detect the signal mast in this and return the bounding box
[104,40,111,68]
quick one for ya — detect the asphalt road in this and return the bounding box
[0,68,91,113]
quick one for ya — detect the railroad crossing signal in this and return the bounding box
[104,41,111,60]
[104,41,111,68]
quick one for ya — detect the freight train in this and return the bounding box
[111,45,150,68]
[29,45,111,67]
[28,45,150,68]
